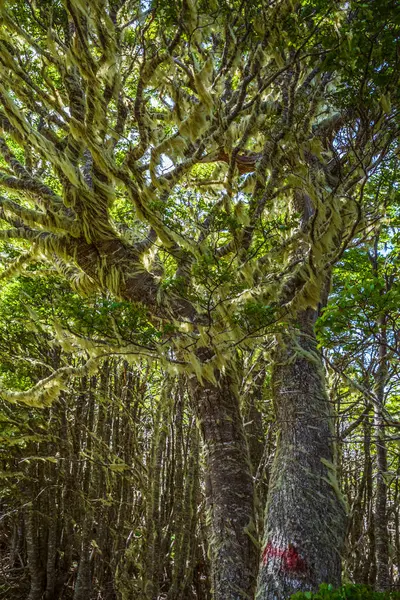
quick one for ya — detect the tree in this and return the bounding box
[317,196,400,589]
[0,0,399,598]
[0,276,208,600]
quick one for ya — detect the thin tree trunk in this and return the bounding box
[369,234,391,590]
[182,420,201,597]
[394,460,400,587]
[74,378,95,600]
[256,309,347,599]
[44,497,58,600]
[374,315,390,590]
[349,414,370,583]
[245,368,266,477]
[73,532,92,600]
[25,507,45,600]
[363,414,376,585]
[190,365,257,600]
[170,386,186,600]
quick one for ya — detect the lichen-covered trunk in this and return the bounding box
[190,368,258,600]
[256,309,347,600]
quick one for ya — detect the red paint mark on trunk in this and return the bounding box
[262,541,307,573]
[285,544,307,572]
[262,541,284,563]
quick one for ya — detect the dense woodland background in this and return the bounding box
[0,0,399,599]
[1,231,400,599]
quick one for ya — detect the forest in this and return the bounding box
[0,0,399,599]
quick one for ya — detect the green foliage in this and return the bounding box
[291,584,400,600]
[0,0,399,592]
[0,0,398,370]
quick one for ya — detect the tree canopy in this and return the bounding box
[0,1,400,599]
[0,0,398,396]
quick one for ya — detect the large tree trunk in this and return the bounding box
[256,309,347,600]
[190,366,258,600]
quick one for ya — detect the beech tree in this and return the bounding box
[0,0,399,599]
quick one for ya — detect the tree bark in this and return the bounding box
[44,495,58,600]
[24,507,45,600]
[256,309,347,599]
[374,316,390,591]
[74,379,95,600]
[190,366,258,600]
[363,414,377,585]
[370,235,391,590]
[73,534,92,600]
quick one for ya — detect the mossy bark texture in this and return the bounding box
[256,309,347,600]
[190,369,258,600]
